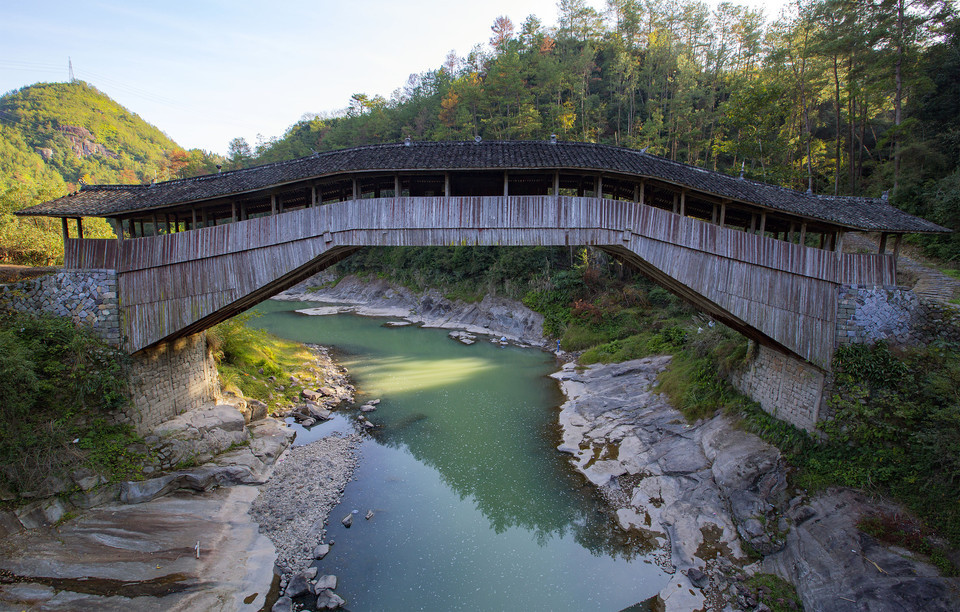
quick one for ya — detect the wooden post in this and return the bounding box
[719,203,727,228]
[231,203,237,224]
[638,180,645,207]
[394,175,400,198]
[553,171,560,198]
[633,183,639,203]
[271,194,277,215]
[788,222,796,243]
[152,213,159,235]
[310,185,316,208]
[672,193,678,214]
[750,214,756,233]
[503,171,509,196]
[892,234,902,261]
[836,231,845,254]
[799,222,807,246]
[712,204,717,224]
[202,208,209,228]
[61,217,69,240]
[596,175,603,198]
[352,178,358,200]
[878,232,888,254]
[191,208,197,229]
[76,217,83,240]
[759,212,767,235]
[444,173,450,197]
[679,190,686,217]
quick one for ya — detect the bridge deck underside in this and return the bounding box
[65,196,896,368]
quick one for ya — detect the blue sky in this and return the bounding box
[0,1,785,156]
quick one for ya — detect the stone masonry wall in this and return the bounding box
[730,344,826,432]
[836,284,960,347]
[124,333,221,435]
[0,269,120,346]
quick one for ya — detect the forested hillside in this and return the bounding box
[244,0,959,259]
[0,81,223,264]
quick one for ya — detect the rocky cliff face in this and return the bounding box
[57,124,118,160]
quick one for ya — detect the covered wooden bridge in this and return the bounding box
[18,140,947,370]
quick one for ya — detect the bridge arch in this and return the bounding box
[19,140,947,372]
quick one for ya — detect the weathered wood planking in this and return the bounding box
[63,195,895,366]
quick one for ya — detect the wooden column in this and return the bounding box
[503,171,509,196]
[892,234,903,261]
[553,171,560,198]
[271,194,277,215]
[759,212,767,235]
[672,193,678,214]
[152,213,159,235]
[61,217,69,240]
[596,175,603,198]
[76,217,84,240]
[230,203,237,224]
[310,185,316,208]
[878,232,889,254]
[719,203,727,228]
[352,178,358,200]
[679,190,686,217]
[444,173,450,197]
[799,222,807,246]
[788,222,796,243]
[835,231,845,253]
[191,208,197,229]
[638,180,645,207]
[394,175,400,198]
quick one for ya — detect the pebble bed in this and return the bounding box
[249,434,362,579]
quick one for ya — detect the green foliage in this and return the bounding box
[207,314,319,412]
[742,573,803,612]
[0,312,145,499]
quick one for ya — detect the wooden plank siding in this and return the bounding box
[63,195,895,368]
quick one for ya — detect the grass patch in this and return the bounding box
[742,573,802,611]
[207,313,323,413]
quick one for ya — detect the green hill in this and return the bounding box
[0,81,223,264]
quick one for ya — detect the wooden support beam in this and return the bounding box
[152,213,159,235]
[76,217,83,240]
[835,231,845,253]
[788,222,796,243]
[892,234,902,261]
[672,193,678,214]
[271,194,277,215]
[230,203,236,224]
[444,173,450,197]
[638,180,645,207]
[503,171,509,196]
[679,190,686,217]
[191,208,197,229]
[310,185,316,208]
[799,222,807,246]
[712,204,718,224]
[878,232,888,254]
[759,212,767,236]
[394,175,400,198]
[719,203,727,228]
[596,175,603,198]
[61,217,69,240]
[553,171,560,198]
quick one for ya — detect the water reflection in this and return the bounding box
[252,301,665,610]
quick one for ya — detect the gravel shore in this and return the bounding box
[249,433,362,580]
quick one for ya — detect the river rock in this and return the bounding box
[314,574,337,591]
[313,543,331,559]
[272,596,293,612]
[284,570,313,598]
[763,488,960,611]
[316,589,346,609]
[360,404,376,412]
[303,389,322,402]
[449,330,476,345]
[341,513,353,527]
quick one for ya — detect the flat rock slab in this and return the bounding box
[0,486,275,611]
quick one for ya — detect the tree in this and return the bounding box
[227,137,253,170]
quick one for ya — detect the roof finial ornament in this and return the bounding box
[550,134,557,144]
[739,161,745,180]
[216,164,222,174]
[474,135,482,144]
[404,137,412,147]
[806,187,813,195]
[639,146,648,153]
[881,190,889,202]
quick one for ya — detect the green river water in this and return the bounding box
[252,300,667,611]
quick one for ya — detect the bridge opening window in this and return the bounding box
[279,189,310,212]
[601,177,635,201]
[643,185,675,212]
[243,197,272,220]
[401,175,445,197]
[449,172,502,196]
[508,173,552,196]
[684,196,714,222]
[558,174,596,197]
[319,179,354,204]
[358,175,396,199]
[723,206,753,230]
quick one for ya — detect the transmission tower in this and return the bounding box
[68,57,75,82]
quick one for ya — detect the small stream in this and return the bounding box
[252,300,667,611]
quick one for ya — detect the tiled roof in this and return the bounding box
[17,140,948,233]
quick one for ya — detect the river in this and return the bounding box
[252,300,667,611]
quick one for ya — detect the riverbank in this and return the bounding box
[276,274,550,349]
[0,343,362,611]
[555,358,960,611]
